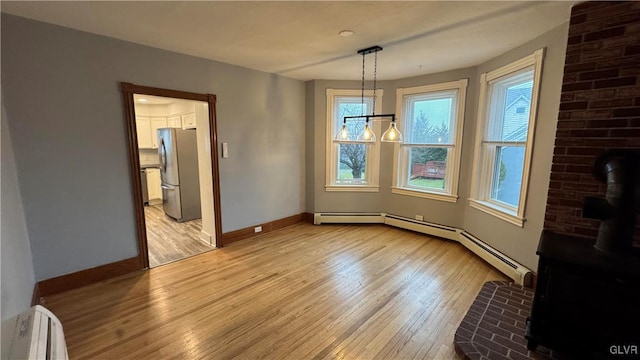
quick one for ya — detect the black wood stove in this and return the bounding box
[526,150,640,359]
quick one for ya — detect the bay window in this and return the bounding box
[469,49,544,226]
[325,89,382,191]
[392,80,468,202]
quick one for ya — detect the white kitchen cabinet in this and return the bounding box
[182,113,197,129]
[150,117,167,148]
[146,168,163,203]
[167,116,182,128]
[136,116,152,149]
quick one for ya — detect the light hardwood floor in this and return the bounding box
[44,223,507,360]
[145,204,214,267]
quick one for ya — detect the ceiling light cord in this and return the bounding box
[361,52,366,118]
[372,49,378,117]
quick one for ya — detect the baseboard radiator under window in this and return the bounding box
[312,212,532,286]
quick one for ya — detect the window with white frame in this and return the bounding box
[392,80,468,202]
[469,49,544,227]
[325,89,383,191]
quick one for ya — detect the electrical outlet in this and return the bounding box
[415,215,424,221]
[254,226,262,233]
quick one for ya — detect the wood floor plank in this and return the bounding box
[144,204,213,267]
[43,223,507,359]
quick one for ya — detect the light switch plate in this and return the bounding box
[222,142,229,158]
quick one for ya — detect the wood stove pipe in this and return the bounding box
[582,149,639,253]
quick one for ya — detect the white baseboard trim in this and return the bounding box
[199,230,213,246]
[313,212,532,286]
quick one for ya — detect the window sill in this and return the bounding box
[468,199,524,227]
[391,187,458,203]
[325,185,380,192]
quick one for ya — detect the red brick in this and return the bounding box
[593,76,637,89]
[562,81,593,92]
[555,137,585,147]
[550,172,581,181]
[589,98,635,109]
[581,137,627,147]
[625,137,640,147]
[572,1,611,15]
[585,119,630,128]
[601,34,640,49]
[570,13,587,25]
[548,180,562,189]
[579,69,619,81]
[562,182,601,192]
[565,62,597,73]
[597,55,640,69]
[636,97,640,106]
[603,12,640,27]
[581,47,624,62]
[560,101,589,110]
[561,93,576,102]
[556,120,584,129]
[613,107,640,117]
[570,109,613,119]
[565,54,582,64]
[566,164,592,173]
[567,147,606,156]
[568,34,583,45]
[570,128,610,137]
[618,87,640,97]
[551,164,566,172]
[584,2,638,21]
[547,197,584,207]
[553,154,597,165]
[554,146,567,155]
[610,128,640,137]
[563,72,579,83]
[569,19,605,37]
[625,45,640,56]
[620,67,640,76]
[558,111,572,120]
[574,88,616,101]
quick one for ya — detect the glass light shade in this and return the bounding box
[335,124,351,141]
[357,124,376,142]
[381,122,404,142]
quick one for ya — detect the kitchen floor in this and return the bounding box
[144,204,214,267]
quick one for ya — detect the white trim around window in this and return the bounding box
[325,89,383,191]
[469,49,545,227]
[391,79,468,202]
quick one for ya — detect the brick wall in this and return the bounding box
[544,1,640,244]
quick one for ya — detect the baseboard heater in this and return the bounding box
[313,212,532,286]
[313,212,385,225]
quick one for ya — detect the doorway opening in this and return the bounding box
[121,83,222,269]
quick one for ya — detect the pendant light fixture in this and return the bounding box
[334,45,403,144]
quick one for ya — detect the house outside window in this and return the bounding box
[469,49,544,226]
[392,79,468,202]
[325,89,383,191]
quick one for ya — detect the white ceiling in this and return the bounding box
[1,1,575,81]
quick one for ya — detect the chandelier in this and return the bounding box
[335,45,403,143]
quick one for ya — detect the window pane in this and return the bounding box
[336,98,371,134]
[407,92,455,144]
[337,143,367,183]
[487,70,533,142]
[490,146,525,207]
[407,147,448,190]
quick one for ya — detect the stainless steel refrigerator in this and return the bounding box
[158,128,201,222]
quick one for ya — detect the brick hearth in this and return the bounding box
[454,281,565,360]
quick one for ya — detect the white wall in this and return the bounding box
[1,14,305,281]
[1,99,36,320]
